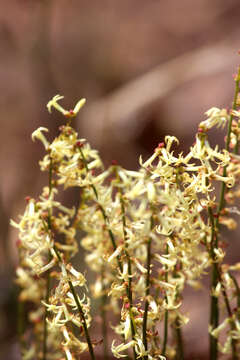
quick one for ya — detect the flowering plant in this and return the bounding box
[12,69,240,360]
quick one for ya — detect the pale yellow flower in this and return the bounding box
[112,340,135,358]
[31,127,49,149]
[199,107,228,130]
[47,94,86,117]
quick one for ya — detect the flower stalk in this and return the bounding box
[162,244,169,358]
[174,317,184,360]
[208,67,240,360]
[43,158,53,360]
[208,206,219,360]
[101,265,108,359]
[142,214,154,360]
[120,195,137,360]
[218,67,240,217]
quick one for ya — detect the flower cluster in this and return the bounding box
[12,92,240,360]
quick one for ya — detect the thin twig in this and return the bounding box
[43,158,53,360]
[208,207,219,360]
[68,281,96,360]
[208,69,240,359]
[208,209,238,359]
[162,244,169,358]
[120,195,137,360]
[174,317,184,360]
[216,268,237,359]
[101,265,108,359]
[142,214,154,360]
[172,263,184,360]
[217,67,240,219]
[229,272,240,320]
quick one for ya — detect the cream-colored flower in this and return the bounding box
[47,94,86,117]
[32,127,49,149]
[112,340,135,358]
[47,94,65,113]
[210,318,230,338]
[199,107,228,130]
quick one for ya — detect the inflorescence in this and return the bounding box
[12,78,240,360]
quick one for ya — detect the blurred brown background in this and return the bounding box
[1,0,240,358]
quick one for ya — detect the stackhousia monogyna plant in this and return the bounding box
[12,69,240,360]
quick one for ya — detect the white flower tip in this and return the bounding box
[46,95,86,117]
[204,107,219,117]
[46,94,64,113]
[31,127,49,141]
[73,98,86,114]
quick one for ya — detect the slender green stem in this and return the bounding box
[142,215,153,360]
[162,311,168,357]
[216,269,237,359]
[43,266,51,360]
[208,209,238,359]
[210,269,219,360]
[208,68,240,360]
[171,175,184,359]
[224,68,240,360]
[169,259,184,360]
[229,272,240,320]
[226,68,240,151]
[120,196,133,305]
[68,281,96,360]
[229,271,240,358]
[17,245,27,357]
[174,317,184,360]
[208,207,219,360]
[120,195,137,360]
[217,67,240,221]
[230,68,240,357]
[162,244,169,357]
[232,67,240,155]
[101,265,108,359]
[43,158,53,360]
